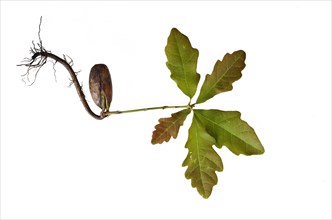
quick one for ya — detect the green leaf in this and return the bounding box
[151,109,191,144]
[194,109,265,155]
[182,113,223,199]
[196,50,246,104]
[165,28,200,99]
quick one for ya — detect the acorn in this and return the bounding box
[89,64,113,112]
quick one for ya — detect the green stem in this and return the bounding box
[106,104,190,115]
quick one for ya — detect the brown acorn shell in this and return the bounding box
[89,64,113,110]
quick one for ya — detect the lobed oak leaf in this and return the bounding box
[182,113,223,198]
[196,50,246,104]
[151,109,191,144]
[165,28,200,99]
[194,109,265,155]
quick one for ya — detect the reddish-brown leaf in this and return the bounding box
[151,109,191,144]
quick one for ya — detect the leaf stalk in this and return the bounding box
[106,105,190,115]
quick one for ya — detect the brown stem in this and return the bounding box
[37,51,105,120]
[19,17,192,121]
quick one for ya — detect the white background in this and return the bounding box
[1,1,331,219]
